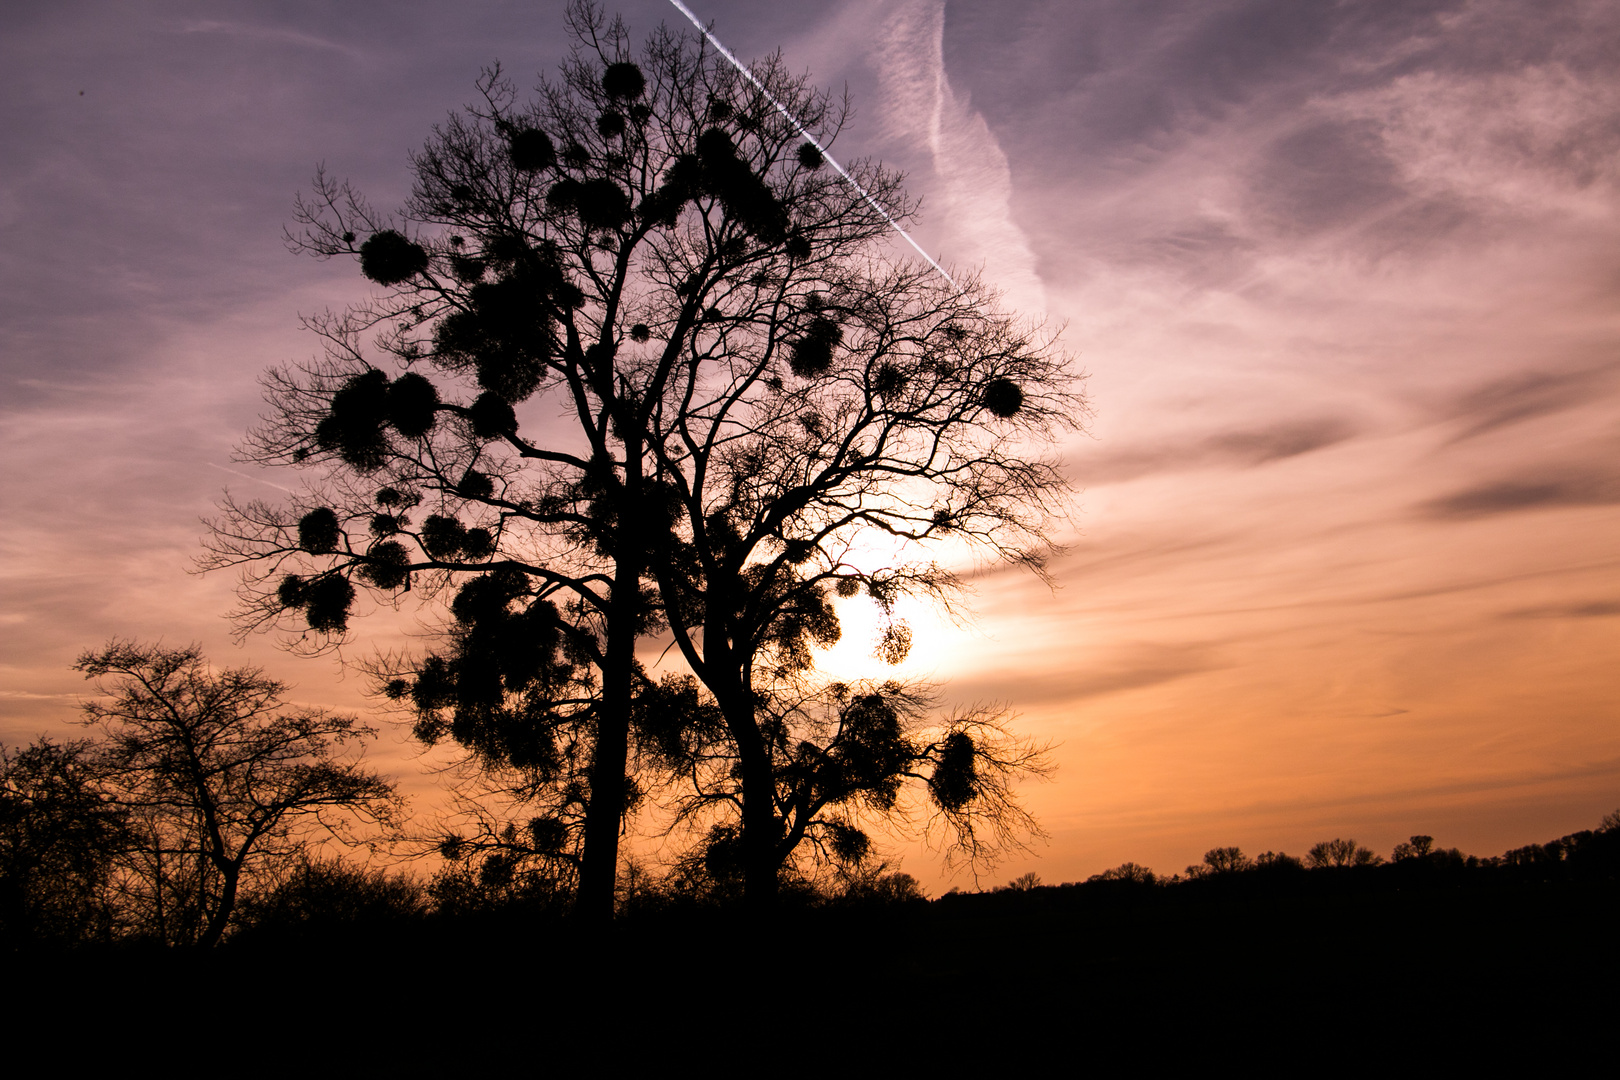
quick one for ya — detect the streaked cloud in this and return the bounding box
[176,19,359,56]
[1421,462,1620,518]
[1076,416,1362,484]
[1503,600,1620,620]
[1440,365,1620,442]
[868,0,1045,308]
[2,0,1618,887]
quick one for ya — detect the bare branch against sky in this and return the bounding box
[2,0,1617,883]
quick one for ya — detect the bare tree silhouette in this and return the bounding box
[1189,846,1253,876]
[1089,862,1157,884]
[204,0,1079,914]
[0,738,128,947]
[74,641,403,947]
[1306,838,1382,869]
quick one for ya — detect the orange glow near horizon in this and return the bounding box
[2,0,1618,893]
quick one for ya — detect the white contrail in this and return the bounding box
[665,0,956,286]
[208,461,295,493]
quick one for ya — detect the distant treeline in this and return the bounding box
[1015,812,1620,891]
[936,812,1620,915]
[7,780,1616,951]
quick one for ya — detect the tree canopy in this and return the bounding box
[205,0,1081,915]
[73,641,403,947]
[0,737,128,948]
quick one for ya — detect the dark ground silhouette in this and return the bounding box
[7,816,1616,1064]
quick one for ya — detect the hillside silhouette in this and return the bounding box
[7,805,1615,1063]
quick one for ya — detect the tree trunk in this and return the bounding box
[574,438,650,922]
[740,748,781,911]
[575,564,638,922]
[717,677,780,912]
[197,863,239,949]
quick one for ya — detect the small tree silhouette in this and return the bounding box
[74,641,403,947]
[1391,834,1435,862]
[1005,871,1043,892]
[1088,862,1157,884]
[0,738,129,947]
[1306,837,1382,869]
[1186,846,1252,877]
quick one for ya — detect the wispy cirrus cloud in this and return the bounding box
[176,19,358,56]
[1077,417,1361,485]
[4,0,1620,887]
[867,0,1044,308]
[1420,463,1620,519]
[1503,600,1620,620]
[1439,365,1620,442]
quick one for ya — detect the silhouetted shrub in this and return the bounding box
[596,110,627,139]
[303,575,356,632]
[235,858,426,944]
[790,317,842,378]
[458,469,494,499]
[574,178,631,230]
[450,254,486,283]
[839,870,926,907]
[359,229,428,285]
[467,391,518,438]
[929,733,977,812]
[508,127,556,172]
[601,61,645,100]
[360,541,410,590]
[797,141,825,169]
[0,737,128,948]
[297,508,342,554]
[316,369,391,470]
[982,378,1024,418]
[428,855,572,920]
[462,528,495,559]
[420,515,468,559]
[872,362,906,398]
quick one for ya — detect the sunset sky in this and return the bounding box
[3,0,1617,888]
